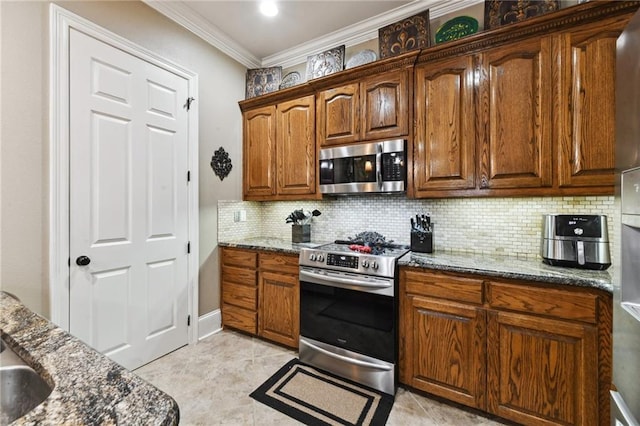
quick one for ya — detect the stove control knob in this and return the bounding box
[317,254,324,262]
[362,260,369,268]
[309,254,316,261]
[371,261,379,270]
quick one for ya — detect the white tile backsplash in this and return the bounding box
[218,195,618,264]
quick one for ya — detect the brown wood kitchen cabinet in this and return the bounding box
[413,55,476,195]
[220,247,258,334]
[221,247,300,349]
[242,94,318,201]
[554,16,628,190]
[399,267,612,426]
[410,2,638,198]
[316,69,409,147]
[258,252,300,348]
[399,269,486,410]
[477,36,553,190]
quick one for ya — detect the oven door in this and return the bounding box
[299,267,396,363]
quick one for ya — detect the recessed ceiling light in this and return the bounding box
[259,1,278,17]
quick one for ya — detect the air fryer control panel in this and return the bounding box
[555,215,602,238]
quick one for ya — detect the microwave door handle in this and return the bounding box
[376,143,383,189]
[299,269,392,289]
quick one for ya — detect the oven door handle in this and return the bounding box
[301,338,393,371]
[299,269,392,290]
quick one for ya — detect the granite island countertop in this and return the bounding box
[219,237,612,293]
[0,292,179,425]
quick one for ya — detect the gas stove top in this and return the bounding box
[299,240,409,278]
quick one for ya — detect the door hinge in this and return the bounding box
[187,241,191,254]
[187,170,191,182]
[187,315,191,326]
[68,257,70,267]
[184,97,195,111]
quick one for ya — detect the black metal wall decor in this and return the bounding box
[211,147,232,181]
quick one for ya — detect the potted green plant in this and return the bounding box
[286,209,321,243]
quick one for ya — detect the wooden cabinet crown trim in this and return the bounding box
[415,1,639,64]
[239,2,638,112]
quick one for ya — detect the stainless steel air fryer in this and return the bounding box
[541,214,611,270]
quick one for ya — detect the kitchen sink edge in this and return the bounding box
[0,291,179,425]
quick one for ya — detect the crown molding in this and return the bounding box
[142,0,261,68]
[262,0,483,68]
[143,0,482,70]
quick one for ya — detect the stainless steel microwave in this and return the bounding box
[319,139,406,194]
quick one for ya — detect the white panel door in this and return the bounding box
[69,28,189,370]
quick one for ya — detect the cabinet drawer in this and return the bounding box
[487,281,598,323]
[259,252,298,274]
[402,269,484,305]
[222,248,257,268]
[222,281,257,310]
[222,265,257,286]
[222,304,257,334]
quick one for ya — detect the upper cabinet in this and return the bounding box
[276,96,317,196]
[238,1,639,201]
[477,36,553,190]
[317,69,410,146]
[243,105,276,198]
[316,83,360,145]
[414,55,476,194]
[410,1,637,198]
[555,17,625,189]
[242,95,318,201]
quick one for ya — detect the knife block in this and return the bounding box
[410,229,433,253]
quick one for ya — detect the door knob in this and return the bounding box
[76,256,91,266]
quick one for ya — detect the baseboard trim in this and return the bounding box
[198,309,222,341]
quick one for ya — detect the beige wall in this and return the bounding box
[0,0,245,317]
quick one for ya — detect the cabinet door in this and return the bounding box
[405,295,487,410]
[276,95,316,196]
[316,84,360,146]
[487,310,598,426]
[414,56,476,193]
[243,106,276,199]
[555,21,623,189]
[259,270,299,348]
[361,70,409,141]
[478,37,553,190]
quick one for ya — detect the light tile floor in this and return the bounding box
[135,330,507,425]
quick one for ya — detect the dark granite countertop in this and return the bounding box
[399,251,612,293]
[219,237,330,255]
[0,292,179,425]
[219,238,612,293]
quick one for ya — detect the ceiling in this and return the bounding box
[144,0,481,69]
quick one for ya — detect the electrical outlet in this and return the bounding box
[239,210,247,222]
[233,211,240,222]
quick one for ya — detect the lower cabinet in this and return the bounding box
[220,248,258,334]
[258,253,300,348]
[400,267,611,426]
[487,310,598,425]
[400,269,486,409]
[220,247,299,349]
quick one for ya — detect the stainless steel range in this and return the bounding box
[298,233,408,395]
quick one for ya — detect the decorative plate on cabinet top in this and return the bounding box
[279,71,301,89]
[346,49,377,69]
[435,16,479,44]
